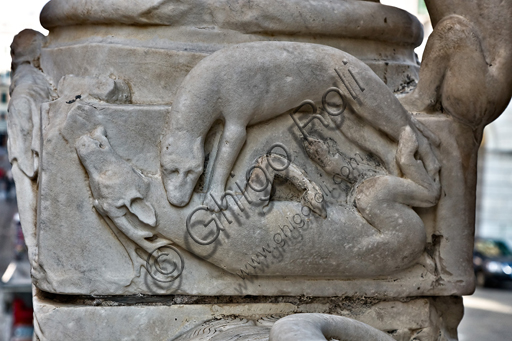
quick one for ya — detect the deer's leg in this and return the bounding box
[339,111,399,176]
[246,154,327,218]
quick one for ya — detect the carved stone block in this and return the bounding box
[34,295,462,341]
[7,0,511,340]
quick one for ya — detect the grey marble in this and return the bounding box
[6,0,512,340]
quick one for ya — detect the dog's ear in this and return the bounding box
[127,198,157,227]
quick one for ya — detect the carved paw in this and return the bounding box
[396,126,419,164]
[397,126,440,177]
[418,141,441,180]
[397,126,441,204]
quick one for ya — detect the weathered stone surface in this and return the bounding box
[40,0,423,46]
[38,1,424,104]
[33,92,474,296]
[33,295,462,341]
[7,0,512,340]
[8,30,56,271]
[40,27,420,105]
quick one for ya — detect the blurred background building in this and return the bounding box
[381,0,431,61]
[0,72,9,148]
[477,103,512,248]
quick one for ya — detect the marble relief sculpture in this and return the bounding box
[8,30,56,270]
[7,0,511,340]
[160,42,439,211]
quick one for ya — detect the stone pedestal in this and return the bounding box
[34,293,462,340]
[7,0,512,340]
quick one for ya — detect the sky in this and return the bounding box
[0,0,49,73]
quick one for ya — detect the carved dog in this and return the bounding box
[161,41,439,211]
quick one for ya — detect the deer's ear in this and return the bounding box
[127,198,157,227]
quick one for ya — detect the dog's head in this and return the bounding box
[160,135,204,207]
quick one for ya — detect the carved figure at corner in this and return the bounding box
[400,0,512,136]
[161,41,439,211]
[7,29,56,267]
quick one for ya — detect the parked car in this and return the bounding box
[473,237,512,287]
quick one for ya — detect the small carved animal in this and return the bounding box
[270,314,395,341]
[76,126,158,253]
[161,41,438,210]
[175,314,394,341]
